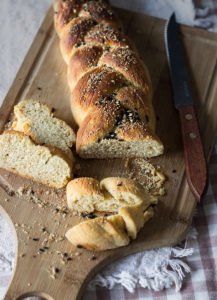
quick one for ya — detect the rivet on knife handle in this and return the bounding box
[178,105,207,201]
[164,13,207,201]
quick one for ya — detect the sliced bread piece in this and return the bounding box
[13,100,76,159]
[65,202,154,250]
[66,177,105,212]
[65,214,130,251]
[100,177,156,210]
[66,177,157,213]
[0,131,72,188]
[65,177,155,250]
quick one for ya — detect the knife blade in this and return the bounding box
[164,13,207,202]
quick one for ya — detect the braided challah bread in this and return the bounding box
[65,177,156,250]
[54,0,164,158]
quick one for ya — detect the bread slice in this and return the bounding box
[65,214,130,251]
[66,177,157,213]
[0,131,72,188]
[13,100,75,159]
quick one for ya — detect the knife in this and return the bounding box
[164,13,207,202]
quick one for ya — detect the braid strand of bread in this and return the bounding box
[54,0,164,158]
[65,177,156,250]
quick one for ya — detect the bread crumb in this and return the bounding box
[88,255,97,261]
[17,186,25,196]
[56,236,65,242]
[48,265,61,279]
[60,258,66,264]
[26,188,32,196]
[124,159,130,168]
[32,238,40,242]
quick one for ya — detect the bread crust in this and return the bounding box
[67,177,104,210]
[65,177,156,250]
[67,176,156,213]
[65,215,130,251]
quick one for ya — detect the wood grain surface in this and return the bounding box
[0,6,217,300]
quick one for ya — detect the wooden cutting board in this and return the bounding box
[1,6,217,300]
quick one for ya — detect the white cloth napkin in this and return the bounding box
[89,230,197,293]
[0,0,215,298]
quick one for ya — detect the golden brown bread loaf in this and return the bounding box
[54,0,164,158]
[65,177,156,250]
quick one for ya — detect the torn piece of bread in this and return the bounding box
[66,177,105,212]
[13,100,76,159]
[119,205,154,239]
[65,203,154,251]
[100,177,156,210]
[0,131,72,188]
[129,158,166,196]
[66,177,156,213]
[65,176,157,250]
[65,214,130,251]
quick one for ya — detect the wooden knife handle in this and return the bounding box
[178,105,207,201]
